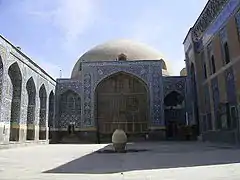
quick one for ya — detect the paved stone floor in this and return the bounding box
[1,142,240,179]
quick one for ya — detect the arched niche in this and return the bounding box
[8,62,22,141]
[59,90,81,128]
[164,90,185,139]
[94,71,149,142]
[39,84,47,140]
[26,77,36,140]
[48,91,54,140]
[164,91,184,108]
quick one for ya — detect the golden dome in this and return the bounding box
[71,39,170,78]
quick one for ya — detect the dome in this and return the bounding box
[71,39,170,78]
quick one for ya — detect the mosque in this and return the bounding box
[1,0,240,146]
[0,37,192,145]
[53,39,191,143]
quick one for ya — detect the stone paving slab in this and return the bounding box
[0,142,240,180]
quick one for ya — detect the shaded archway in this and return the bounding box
[39,84,47,140]
[95,72,149,143]
[164,91,184,107]
[26,77,36,140]
[8,62,22,141]
[164,91,185,139]
[190,63,199,135]
[48,91,54,140]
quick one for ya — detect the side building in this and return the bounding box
[0,35,56,145]
[183,0,240,144]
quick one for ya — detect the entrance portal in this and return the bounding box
[164,91,185,140]
[95,72,149,142]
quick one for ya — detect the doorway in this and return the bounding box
[164,91,185,140]
[95,72,149,142]
[68,124,75,135]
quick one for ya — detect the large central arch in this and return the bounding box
[95,71,149,142]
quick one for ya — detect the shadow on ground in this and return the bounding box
[44,142,240,174]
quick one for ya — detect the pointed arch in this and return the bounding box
[48,90,54,140]
[94,71,149,142]
[39,84,47,140]
[164,90,185,139]
[164,91,184,107]
[26,77,36,140]
[94,70,149,93]
[8,62,22,141]
[59,89,81,139]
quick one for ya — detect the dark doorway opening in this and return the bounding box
[164,91,185,140]
[68,124,75,135]
[167,121,178,138]
[8,62,22,141]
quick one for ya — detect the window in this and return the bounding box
[203,63,207,79]
[223,42,230,64]
[79,63,82,71]
[207,43,214,75]
[211,55,216,74]
[200,51,207,79]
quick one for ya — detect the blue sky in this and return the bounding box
[0,0,207,78]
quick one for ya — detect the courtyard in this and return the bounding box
[1,142,240,179]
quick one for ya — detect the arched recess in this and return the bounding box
[8,62,22,141]
[164,91,184,107]
[164,91,185,139]
[26,77,36,140]
[48,91,54,140]
[94,71,149,92]
[39,84,47,140]
[190,63,199,135]
[95,71,149,142]
[59,90,81,135]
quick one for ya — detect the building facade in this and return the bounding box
[0,35,56,145]
[0,36,193,145]
[183,0,240,143]
[51,40,191,143]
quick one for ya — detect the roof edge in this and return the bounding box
[0,34,56,83]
